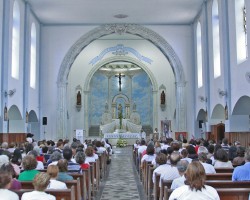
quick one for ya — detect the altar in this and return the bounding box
[104,132,146,146]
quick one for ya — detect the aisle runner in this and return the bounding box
[100,147,140,200]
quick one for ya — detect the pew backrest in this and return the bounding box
[13,186,75,200]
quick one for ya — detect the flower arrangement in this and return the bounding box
[116,138,128,147]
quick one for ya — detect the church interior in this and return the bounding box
[0,0,250,199]
[0,0,249,145]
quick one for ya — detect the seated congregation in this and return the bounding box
[134,137,250,200]
[0,138,112,200]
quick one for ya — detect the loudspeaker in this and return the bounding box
[198,120,203,128]
[42,117,47,125]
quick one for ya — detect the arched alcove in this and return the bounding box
[8,105,24,133]
[57,24,186,138]
[232,96,250,115]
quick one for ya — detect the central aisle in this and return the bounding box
[97,146,144,200]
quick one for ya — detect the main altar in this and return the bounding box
[100,100,144,145]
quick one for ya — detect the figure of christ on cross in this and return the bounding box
[115,73,125,91]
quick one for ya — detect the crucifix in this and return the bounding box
[115,73,125,91]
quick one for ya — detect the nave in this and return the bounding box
[96,146,145,200]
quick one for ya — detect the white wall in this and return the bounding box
[40,25,194,140]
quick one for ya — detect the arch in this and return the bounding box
[112,93,129,104]
[28,110,38,122]
[56,24,186,138]
[84,57,158,92]
[197,109,207,121]
[232,95,250,115]
[58,24,185,84]
[8,105,22,120]
[211,104,225,119]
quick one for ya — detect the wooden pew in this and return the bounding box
[13,186,75,200]
[153,173,161,200]
[206,173,232,180]
[159,177,237,199]
[215,168,234,173]
[89,161,100,195]
[70,169,90,200]
[20,178,81,200]
[147,164,155,198]
[206,180,250,188]
[164,187,250,200]
[216,188,250,200]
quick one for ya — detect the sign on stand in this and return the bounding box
[76,129,84,143]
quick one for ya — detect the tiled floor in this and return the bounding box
[95,146,145,200]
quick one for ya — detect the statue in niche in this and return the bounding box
[4,104,7,121]
[133,102,137,111]
[225,103,228,120]
[105,101,109,112]
[26,110,29,123]
[161,91,165,105]
[76,91,81,105]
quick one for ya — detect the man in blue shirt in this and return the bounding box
[232,148,250,181]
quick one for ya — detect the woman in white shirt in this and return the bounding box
[21,172,56,200]
[46,165,67,189]
[214,148,233,168]
[169,161,219,200]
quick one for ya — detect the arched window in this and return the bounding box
[235,0,247,64]
[212,0,221,78]
[197,22,203,88]
[30,23,37,89]
[11,1,20,79]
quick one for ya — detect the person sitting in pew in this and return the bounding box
[232,146,245,166]
[21,172,56,200]
[18,155,40,181]
[47,151,62,166]
[214,148,233,169]
[57,159,74,182]
[169,161,220,200]
[141,144,156,168]
[160,152,181,185]
[63,147,81,171]
[232,148,250,181]
[171,160,189,189]
[47,165,67,189]
[198,152,216,174]
[1,163,21,190]
[0,166,19,200]
[85,146,98,163]
[75,151,90,170]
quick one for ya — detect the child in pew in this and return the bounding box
[47,165,67,189]
[21,172,56,200]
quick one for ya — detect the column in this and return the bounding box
[175,82,187,131]
[84,90,90,137]
[152,90,158,130]
[57,83,67,139]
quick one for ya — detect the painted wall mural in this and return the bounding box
[89,70,153,127]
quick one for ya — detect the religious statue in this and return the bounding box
[118,104,123,129]
[115,73,125,92]
[76,91,81,105]
[4,104,7,121]
[105,101,109,112]
[161,91,165,105]
[26,110,29,123]
[225,103,228,120]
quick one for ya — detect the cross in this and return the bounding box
[115,73,125,91]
